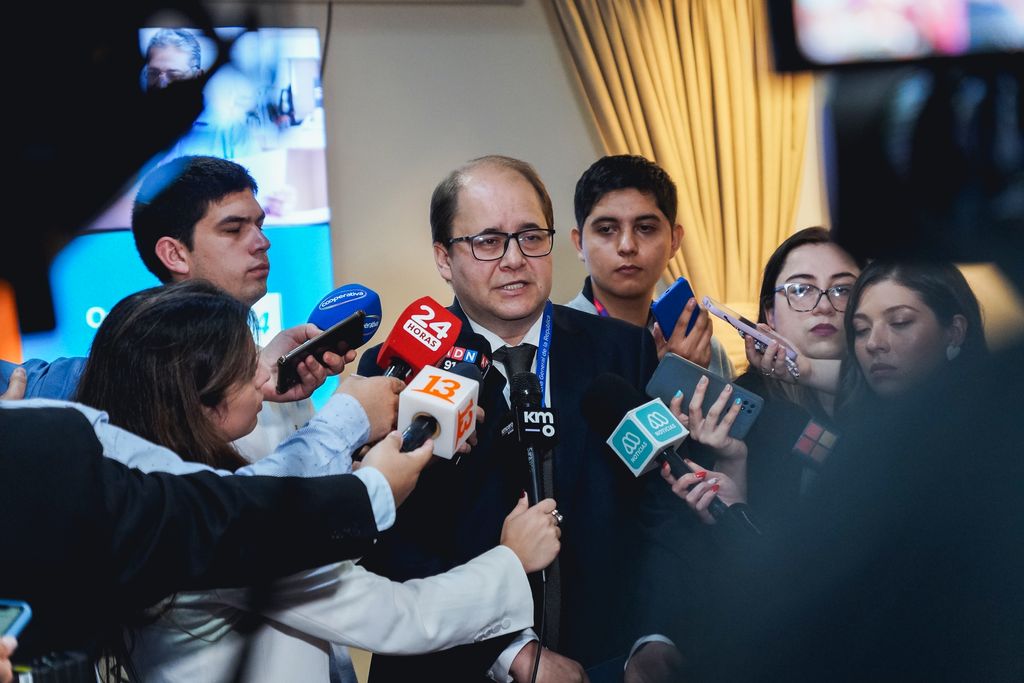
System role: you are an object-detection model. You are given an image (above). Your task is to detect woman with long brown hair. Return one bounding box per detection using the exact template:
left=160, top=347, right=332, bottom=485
left=76, top=280, right=560, bottom=682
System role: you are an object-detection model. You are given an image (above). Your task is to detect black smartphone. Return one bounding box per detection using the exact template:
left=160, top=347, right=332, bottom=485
left=276, top=311, right=365, bottom=394
left=646, top=352, right=764, bottom=440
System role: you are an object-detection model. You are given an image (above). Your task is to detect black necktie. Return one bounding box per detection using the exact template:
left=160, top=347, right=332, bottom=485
left=493, top=343, right=536, bottom=379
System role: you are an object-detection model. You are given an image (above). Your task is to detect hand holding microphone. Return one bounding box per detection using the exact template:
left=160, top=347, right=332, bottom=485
left=361, top=430, right=434, bottom=508
left=336, top=375, right=405, bottom=442
left=501, top=493, right=562, bottom=573
left=660, top=458, right=745, bottom=525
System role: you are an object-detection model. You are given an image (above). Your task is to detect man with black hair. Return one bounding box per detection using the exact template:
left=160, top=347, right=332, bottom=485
left=568, top=155, right=732, bottom=377
left=2, top=156, right=401, bottom=462
left=131, top=155, right=269, bottom=309
left=359, top=155, right=696, bottom=683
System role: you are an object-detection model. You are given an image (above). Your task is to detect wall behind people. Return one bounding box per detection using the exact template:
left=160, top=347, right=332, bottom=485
left=219, top=0, right=604, bottom=337
left=208, top=0, right=828, bottom=346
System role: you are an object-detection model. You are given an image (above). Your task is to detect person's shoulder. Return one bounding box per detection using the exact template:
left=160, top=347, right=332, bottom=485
left=564, top=290, right=595, bottom=314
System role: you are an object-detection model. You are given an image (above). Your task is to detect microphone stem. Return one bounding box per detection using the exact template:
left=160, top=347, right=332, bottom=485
left=659, top=448, right=764, bottom=536
left=383, top=359, right=411, bottom=381
left=400, top=416, right=438, bottom=452
left=524, top=445, right=547, bottom=584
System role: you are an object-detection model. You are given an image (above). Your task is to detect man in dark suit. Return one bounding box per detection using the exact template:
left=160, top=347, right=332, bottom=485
left=359, top=156, right=697, bottom=683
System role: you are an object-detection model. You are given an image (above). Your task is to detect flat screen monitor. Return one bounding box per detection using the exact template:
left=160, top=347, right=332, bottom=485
left=770, top=1, right=1024, bottom=70
left=20, top=27, right=339, bottom=406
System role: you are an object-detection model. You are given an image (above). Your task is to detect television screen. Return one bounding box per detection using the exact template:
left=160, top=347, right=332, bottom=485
left=19, top=27, right=339, bottom=406
left=772, top=1, right=1024, bottom=70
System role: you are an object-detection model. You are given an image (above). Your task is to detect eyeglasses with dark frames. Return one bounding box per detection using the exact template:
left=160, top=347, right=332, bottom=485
left=445, top=228, right=556, bottom=261
left=773, top=282, right=853, bottom=312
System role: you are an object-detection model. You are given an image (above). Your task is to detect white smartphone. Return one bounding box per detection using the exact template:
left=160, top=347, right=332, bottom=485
left=702, top=296, right=800, bottom=378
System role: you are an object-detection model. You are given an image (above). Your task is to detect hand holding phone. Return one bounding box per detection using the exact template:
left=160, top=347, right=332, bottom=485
left=276, top=311, right=366, bottom=394
left=652, top=277, right=699, bottom=339
left=0, top=600, right=31, bottom=639
left=646, top=353, right=764, bottom=440
left=702, top=296, right=800, bottom=378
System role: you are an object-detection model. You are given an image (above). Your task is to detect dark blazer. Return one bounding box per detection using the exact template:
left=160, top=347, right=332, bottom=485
left=0, top=406, right=380, bottom=659
left=359, top=302, right=704, bottom=680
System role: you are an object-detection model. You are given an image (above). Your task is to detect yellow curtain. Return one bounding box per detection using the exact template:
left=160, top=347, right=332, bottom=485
left=554, top=0, right=812, bottom=365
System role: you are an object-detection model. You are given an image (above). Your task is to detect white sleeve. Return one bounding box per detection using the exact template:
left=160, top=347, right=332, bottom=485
left=488, top=629, right=538, bottom=682
left=213, top=546, right=533, bottom=655
left=236, top=394, right=370, bottom=478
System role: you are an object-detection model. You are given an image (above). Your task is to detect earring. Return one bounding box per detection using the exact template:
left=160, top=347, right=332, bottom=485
left=946, top=344, right=961, bottom=361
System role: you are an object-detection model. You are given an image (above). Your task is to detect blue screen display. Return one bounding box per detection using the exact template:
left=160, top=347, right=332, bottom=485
left=21, top=223, right=339, bottom=407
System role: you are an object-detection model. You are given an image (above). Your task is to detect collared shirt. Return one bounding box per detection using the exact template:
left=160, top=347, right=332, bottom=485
left=463, top=311, right=551, bottom=408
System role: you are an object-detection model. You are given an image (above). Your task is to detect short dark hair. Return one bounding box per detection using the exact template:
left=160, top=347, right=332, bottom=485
left=131, top=156, right=258, bottom=282
left=573, top=155, right=678, bottom=229
left=430, top=155, right=554, bottom=245
left=75, top=280, right=257, bottom=472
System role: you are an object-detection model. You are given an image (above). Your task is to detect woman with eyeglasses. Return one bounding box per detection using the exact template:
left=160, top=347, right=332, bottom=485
left=663, top=228, right=863, bottom=526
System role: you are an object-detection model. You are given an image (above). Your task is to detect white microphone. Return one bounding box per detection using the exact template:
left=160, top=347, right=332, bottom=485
left=397, top=365, right=480, bottom=459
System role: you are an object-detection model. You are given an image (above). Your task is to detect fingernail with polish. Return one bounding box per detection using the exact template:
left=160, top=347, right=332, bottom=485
left=710, top=484, right=720, bottom=493
left=734, top=397, right=743, bottom=405
left=694, top=471, right=707, bottom=480
left=674, top=389, right=683, bottom=399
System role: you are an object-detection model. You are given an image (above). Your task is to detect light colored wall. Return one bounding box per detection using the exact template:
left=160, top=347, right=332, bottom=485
left=212, top=0, right=828, bottom=331
left=214, top=0, right=603, bottom=340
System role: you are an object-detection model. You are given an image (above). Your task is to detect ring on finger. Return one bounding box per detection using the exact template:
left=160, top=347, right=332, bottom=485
left=551, top=509, right=564, bottom=526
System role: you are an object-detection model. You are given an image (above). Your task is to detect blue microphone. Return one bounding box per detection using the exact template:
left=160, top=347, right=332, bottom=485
left=307, top=283, right=382, bottom=344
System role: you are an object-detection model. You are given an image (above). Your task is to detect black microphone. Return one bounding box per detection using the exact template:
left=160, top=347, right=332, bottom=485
left=509, top=372, right=546, bottom=506
left=580, top=373, right=734, bottom=524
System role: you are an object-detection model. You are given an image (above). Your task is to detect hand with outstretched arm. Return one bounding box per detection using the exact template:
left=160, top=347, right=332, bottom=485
left=660, top=458, right=744, bottom=525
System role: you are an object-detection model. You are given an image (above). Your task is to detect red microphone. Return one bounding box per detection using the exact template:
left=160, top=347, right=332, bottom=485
left=376, top=296, right=462, bottom=381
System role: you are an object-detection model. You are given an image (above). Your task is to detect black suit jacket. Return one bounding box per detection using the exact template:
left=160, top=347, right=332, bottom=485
left=0, top=406, right=380, bottom=659
left=359, top=302, right=705, bottom=680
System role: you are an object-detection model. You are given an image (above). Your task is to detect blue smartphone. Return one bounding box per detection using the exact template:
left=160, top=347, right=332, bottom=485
left=0, top=600, right=31, bottom=638
left=651, top=277, right=699, bottom=338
